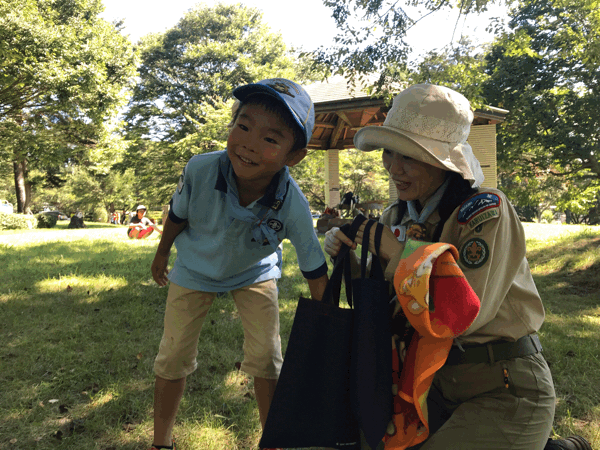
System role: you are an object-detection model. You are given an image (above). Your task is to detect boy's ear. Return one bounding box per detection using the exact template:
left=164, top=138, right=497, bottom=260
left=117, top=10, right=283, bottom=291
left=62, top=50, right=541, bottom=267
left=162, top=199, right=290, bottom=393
left=286, top=148, right=308, bottom=168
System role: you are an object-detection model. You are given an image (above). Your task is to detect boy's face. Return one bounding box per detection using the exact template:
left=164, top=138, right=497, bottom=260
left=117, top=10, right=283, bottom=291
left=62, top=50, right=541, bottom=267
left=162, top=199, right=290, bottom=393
left=227, top=102, right=306, bottom=187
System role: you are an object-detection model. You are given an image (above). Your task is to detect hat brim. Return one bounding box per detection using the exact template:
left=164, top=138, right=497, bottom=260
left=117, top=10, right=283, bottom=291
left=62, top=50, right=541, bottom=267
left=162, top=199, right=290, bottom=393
left=233, top=84, right=308, bottom=147
left=354, top=125, right=483, bottom=187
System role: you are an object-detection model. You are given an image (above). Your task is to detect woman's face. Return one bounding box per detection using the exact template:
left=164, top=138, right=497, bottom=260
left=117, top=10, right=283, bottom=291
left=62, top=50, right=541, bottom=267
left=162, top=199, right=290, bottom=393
left=382, top=149, right=447, bottom=205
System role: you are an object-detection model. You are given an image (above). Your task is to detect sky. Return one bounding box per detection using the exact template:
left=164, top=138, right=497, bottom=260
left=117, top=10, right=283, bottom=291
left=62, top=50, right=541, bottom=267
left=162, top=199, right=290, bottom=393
left=99, top=0, right=509, bottom=60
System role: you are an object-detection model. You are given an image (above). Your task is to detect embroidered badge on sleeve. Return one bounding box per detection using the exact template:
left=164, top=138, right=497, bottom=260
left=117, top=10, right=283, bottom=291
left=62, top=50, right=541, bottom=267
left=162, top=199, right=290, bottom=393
left=459, top=238, right=490, bottom=269
left=177, top=167, right=185, bottom=194
left=458, top=193, right=501, bottom=230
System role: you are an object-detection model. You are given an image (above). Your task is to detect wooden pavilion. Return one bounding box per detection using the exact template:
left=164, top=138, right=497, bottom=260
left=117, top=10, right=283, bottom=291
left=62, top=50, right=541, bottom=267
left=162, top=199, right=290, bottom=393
left=304, top=75, right=508, bottom=208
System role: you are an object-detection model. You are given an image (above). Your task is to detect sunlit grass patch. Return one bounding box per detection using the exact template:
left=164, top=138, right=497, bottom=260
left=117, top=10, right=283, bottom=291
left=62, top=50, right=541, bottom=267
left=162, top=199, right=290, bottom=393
left=36, top=275, right=128, bottom=294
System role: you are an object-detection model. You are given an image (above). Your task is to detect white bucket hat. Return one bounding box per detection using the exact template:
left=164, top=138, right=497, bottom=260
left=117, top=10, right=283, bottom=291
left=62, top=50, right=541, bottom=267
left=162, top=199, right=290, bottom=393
left=354, top=84, right=485, bottom=187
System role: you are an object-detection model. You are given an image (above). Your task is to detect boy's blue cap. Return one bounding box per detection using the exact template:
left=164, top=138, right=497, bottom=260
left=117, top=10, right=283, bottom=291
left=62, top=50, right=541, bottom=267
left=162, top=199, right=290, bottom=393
left=233, top=78, right=315, bottom=148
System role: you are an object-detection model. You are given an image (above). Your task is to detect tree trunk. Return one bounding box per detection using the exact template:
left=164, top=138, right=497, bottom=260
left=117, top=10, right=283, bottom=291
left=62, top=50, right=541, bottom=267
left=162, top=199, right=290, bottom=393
left=13, top=158, right=31, bottom=213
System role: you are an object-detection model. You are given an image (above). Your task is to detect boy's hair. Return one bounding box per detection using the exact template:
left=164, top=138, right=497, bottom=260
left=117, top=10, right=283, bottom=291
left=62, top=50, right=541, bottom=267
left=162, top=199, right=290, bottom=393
left=229, top=94, right=306, bottom=153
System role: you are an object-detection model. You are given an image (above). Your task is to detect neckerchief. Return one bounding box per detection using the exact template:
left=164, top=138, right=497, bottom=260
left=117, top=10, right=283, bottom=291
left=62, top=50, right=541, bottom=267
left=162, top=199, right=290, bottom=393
left=393, top=178, right=450, bottom=242
left=219, top=155, right=287, bottom=251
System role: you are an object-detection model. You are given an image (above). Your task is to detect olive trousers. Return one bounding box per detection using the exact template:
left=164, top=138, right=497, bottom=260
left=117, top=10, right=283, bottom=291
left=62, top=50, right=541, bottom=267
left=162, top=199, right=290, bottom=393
left=361, top=352, right=556, bottom=450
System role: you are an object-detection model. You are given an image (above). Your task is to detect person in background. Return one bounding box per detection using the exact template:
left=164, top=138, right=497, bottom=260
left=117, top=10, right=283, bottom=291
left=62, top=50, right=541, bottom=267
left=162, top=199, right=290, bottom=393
left=128, top=205, right=162, bottom=239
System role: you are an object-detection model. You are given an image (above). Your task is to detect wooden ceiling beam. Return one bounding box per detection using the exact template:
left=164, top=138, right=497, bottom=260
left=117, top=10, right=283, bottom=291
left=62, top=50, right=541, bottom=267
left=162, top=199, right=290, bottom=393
left=329, top=117, right=345, bottom=149
left=359, top=107, right=382, bottom=127
left=336, top=111, right=353, bottom=126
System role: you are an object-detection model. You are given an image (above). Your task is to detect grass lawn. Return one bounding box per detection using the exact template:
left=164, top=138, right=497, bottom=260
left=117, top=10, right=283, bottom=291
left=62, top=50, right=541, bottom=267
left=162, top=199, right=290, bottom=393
left=1, top=222, right=599, bottom=449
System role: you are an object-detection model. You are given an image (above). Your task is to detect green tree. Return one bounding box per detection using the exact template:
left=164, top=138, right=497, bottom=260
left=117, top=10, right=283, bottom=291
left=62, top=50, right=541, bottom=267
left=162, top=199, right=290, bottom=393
left=339, top=149, right=389, bottom=204
left=484, top=0, right=600, bottom=188
left=0, top=0, right=137, bottom=213
left=314, top=0, right=495, bottom=92
left=124, top=3, right=299, bottom=143
left=410, top=37, right=491, bottom=107
left=289, top=150, right=326, bottom=209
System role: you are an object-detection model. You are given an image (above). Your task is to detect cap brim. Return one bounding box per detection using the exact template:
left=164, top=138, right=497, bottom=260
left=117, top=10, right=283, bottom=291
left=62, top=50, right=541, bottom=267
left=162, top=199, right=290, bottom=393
left=233, top=84, right=307, bottom=146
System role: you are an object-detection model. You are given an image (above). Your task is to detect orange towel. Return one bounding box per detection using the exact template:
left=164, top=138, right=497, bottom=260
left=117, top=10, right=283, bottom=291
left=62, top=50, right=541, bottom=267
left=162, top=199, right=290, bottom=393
left=383, top=240, right=480, bottom=449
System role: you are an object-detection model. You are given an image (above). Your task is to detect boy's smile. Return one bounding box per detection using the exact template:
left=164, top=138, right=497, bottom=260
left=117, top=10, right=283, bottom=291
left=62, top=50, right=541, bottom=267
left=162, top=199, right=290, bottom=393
left=227, top=102, right=306, bottom=200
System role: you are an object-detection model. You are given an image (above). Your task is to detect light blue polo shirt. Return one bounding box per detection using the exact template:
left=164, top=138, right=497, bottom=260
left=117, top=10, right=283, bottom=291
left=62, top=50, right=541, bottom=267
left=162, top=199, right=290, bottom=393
left=167, top=150, right=327, bottom=292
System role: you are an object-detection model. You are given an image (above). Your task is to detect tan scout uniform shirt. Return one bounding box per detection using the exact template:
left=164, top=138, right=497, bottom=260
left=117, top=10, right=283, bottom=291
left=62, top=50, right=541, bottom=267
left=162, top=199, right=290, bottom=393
left=381, top=188, right=545, bottom=345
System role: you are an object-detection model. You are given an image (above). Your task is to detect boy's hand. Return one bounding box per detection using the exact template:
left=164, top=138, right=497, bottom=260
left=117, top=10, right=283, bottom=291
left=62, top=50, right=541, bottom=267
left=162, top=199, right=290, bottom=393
left=324, top=227, right=357, bottom=257
left=151, top=252, right=170, bottom=286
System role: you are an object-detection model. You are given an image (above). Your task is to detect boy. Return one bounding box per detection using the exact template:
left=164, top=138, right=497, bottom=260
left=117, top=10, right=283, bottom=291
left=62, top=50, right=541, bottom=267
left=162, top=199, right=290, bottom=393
left=149, top=78, right=328, bottom=450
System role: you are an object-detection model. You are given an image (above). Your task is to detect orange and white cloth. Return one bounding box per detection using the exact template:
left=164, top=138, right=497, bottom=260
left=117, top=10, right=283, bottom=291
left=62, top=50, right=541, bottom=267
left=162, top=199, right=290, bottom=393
left=383, top=240, right=480, bottom=450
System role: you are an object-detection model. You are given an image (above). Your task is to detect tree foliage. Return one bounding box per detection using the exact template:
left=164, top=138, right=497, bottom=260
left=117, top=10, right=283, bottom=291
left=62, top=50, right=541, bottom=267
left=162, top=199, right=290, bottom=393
left=484, top=0, right=600, bottom=183
left=315, top=0, right=495, bottom=93
left=0, top=0, right=137, bottom=212
left=290, top=149, right=390, bottom=211
left=124, top=3, right=300, bottom=143
left=410, top=37, right=491, bottom=107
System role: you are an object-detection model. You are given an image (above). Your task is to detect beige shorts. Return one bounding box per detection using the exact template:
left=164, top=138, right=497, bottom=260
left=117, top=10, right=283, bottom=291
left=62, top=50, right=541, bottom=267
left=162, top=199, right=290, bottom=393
left=153, top=279, right=282, bottom=380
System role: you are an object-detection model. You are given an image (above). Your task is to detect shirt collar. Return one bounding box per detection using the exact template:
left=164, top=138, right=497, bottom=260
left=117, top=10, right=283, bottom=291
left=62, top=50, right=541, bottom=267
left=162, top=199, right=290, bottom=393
left=215, top=151, right=289, bottom=211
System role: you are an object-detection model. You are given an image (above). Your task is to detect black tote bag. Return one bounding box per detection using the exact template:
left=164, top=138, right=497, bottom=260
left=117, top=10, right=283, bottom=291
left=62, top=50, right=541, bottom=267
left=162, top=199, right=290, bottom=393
left=350, top=219, right=393, bottom=450
left=259, top=216, right=368, bottom=450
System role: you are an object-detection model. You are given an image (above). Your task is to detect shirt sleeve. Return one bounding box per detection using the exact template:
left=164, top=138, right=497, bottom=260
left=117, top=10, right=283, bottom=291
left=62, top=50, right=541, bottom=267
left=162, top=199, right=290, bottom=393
left=441, top=191, right=530, bottom=337
left=169, top=160, right=193, bottom=224
left=287, top=205, right=328, bottom=280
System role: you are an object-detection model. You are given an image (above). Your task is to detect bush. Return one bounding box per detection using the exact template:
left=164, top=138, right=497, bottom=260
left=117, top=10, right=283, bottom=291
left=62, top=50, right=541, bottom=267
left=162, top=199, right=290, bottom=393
left=92, top=207, right=108, bottom=223
left=35, top=213, right=58, bottom=228
left=0, top=212, right=38, bottom=230
left=540, top=210, right=555, bottom=224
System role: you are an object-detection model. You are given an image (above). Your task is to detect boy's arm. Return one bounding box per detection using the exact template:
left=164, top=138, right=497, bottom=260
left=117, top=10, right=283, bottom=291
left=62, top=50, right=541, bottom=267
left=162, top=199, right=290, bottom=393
left=307, top=274, right=328, bottom=301
left=151, top=216, right=188, bottom=286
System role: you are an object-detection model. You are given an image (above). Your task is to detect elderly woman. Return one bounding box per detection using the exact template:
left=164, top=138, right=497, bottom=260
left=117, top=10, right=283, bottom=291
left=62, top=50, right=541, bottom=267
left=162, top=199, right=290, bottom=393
left=325, top=85, right=589, bottom=450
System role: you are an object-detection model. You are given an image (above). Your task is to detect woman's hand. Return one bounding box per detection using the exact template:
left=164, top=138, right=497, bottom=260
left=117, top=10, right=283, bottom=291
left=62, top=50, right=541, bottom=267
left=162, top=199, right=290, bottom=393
left=324, top=227, right=357, bottom=257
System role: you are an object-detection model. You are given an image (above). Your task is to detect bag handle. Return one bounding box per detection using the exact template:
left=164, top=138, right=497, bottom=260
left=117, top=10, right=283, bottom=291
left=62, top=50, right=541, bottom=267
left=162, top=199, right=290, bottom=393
left=322, top=215, right=368, bottom=307
left=360, top=219, right=377, bottom=279
left=369, top=222, right=386, bottom=281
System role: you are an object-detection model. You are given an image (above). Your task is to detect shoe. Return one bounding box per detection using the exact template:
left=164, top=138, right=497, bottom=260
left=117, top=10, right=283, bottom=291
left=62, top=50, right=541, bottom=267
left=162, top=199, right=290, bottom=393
left=149, top=441, right=176, bottom=450
left=545, top=435, right=592, bottom=450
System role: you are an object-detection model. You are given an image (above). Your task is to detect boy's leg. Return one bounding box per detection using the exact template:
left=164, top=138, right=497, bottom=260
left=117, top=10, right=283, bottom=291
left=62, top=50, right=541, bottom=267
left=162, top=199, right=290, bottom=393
left=254, top=376, right=278, bottom=428
left=153, top=283, right=216, bottom=446
left=128, top=228, right=139, bottom=239
left=153, top=376, right=186, bottom=447
left=231, top=279, right=282, bottom=428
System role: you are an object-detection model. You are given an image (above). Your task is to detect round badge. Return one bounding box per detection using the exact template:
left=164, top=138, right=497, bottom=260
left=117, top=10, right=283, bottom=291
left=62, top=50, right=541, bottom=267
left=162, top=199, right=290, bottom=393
left=267, top=219, right=283, bottom=232
left=460, top=238, right=490, bottom=269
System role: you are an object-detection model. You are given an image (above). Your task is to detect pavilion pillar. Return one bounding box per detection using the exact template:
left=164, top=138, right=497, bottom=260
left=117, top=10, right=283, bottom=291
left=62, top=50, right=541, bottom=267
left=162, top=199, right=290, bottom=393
left=324, top=149, right=340, bottom=207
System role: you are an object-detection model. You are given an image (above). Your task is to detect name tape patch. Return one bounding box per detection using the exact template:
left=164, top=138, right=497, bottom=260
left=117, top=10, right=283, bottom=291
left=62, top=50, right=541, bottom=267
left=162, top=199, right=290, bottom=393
left=458, top=193, right=501, bottom=225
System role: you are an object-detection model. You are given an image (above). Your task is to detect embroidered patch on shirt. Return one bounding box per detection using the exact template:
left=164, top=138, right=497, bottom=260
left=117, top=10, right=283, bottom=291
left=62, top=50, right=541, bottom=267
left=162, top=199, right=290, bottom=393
left=391, top=225, right=406, bottom=242
left=267, top=219, right=283, bottom=232
left=458, top=193, right=501, bottom=227
left=177, top=168, right=185, bottom=194
left=459, top=238, right=490, bottom=269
